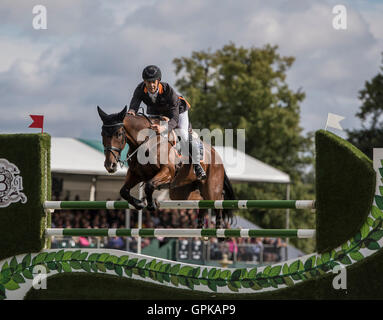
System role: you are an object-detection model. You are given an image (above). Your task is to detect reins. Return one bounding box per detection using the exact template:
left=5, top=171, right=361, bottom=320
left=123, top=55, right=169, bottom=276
left=102, top=113, right=163, bottom=168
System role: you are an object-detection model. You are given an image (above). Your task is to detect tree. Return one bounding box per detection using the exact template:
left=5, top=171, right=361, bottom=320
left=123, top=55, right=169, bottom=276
left=173, top=43, right=316, bottom=253
left=173, top=43, right=312, bottom=179
left=346, top=54, right=383, bottom=159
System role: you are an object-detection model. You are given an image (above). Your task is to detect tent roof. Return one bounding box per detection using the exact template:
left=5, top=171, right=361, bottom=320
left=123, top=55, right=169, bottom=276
left=51, top=138, right=290, bottom=183
left=51, top=137, right=128, bottom=176
left=214, top=146, right=290, bottom=183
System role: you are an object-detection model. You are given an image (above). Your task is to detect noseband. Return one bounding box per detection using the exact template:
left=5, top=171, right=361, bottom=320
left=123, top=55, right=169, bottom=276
left=102, top=122, right=127, bottom=167
left=101, top=118, right=150, bottom=168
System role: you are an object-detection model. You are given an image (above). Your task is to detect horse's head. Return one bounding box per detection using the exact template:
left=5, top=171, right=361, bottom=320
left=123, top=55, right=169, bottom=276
left=97, top=105, right=127, bottom=174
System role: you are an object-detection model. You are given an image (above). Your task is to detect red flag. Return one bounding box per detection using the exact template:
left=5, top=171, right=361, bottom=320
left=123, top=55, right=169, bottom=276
left=29, top=115, right=44, bottom=133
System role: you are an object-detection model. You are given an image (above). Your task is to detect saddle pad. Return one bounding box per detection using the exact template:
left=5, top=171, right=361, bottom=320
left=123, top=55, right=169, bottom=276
left=173, top=136, right=204, bottom=161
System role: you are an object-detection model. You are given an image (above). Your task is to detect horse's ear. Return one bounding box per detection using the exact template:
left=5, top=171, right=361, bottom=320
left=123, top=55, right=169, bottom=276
left=118, top=105, right=127, bottom=121
left=97, top=106, right=108, bottom=122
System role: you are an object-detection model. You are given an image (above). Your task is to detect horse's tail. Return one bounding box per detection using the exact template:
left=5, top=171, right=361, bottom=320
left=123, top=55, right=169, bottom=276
left=223, top=170, right=235, bottom=200
left=223, top=170, right=235, bottom=225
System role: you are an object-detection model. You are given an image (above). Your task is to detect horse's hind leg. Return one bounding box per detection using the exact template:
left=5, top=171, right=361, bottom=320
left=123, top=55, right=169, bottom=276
left=185, top=188, right=205, bottom=228
left=197, top=209, right=206, bottom=229
left=199, top=168, right=225, bottom=229
left=198, top=165, right=229, bottom=243
left=215, top=209, right=223, bottom=229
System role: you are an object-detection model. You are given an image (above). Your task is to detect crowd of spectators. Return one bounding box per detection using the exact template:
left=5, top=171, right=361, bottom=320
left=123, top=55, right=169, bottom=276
left=51, top=196, right=287, bottom=264
left=206, top=222, right=287, bottom=263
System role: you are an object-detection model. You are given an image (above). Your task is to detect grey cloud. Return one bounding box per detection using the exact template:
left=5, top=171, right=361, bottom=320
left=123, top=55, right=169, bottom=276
left=0, top=0, right=382, bottom=138
left=0, top=0, right=118, bottom=38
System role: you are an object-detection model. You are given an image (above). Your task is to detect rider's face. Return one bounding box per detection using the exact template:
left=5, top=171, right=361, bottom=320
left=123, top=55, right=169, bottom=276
left=144, top=80, right=159, bottom=94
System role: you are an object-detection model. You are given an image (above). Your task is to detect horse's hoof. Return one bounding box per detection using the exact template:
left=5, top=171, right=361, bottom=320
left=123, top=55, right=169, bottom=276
left=146, top=202, right=157, bottom=212
left=131, top=199, right=145, bottom=210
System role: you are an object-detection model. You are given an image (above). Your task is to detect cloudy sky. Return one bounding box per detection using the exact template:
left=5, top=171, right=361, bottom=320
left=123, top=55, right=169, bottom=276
left=0, top=0, right=382, bottom=140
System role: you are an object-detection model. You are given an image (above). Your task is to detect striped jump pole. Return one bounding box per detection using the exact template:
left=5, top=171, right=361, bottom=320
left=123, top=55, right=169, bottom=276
left=43, top=200, right=315, bottom=210
left=45, top=228, right=316, bottom=239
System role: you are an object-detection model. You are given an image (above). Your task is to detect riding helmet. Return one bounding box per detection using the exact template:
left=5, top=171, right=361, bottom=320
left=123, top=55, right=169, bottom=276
left=142, top=65, right=162, bottom=81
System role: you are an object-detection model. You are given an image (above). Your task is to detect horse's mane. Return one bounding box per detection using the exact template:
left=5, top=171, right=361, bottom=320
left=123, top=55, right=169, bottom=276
left=126, top=114, right=169, bottom=130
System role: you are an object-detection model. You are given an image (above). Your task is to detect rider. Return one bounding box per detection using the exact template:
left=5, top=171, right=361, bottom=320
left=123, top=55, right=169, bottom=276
left=127, top=65, right=207, bottom=180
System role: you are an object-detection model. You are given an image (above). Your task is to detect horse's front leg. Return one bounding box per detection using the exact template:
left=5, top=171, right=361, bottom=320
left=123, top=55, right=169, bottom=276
left=120, top=170, right=145, bottom=210
left=197, top=209, right=206, bottom=229
left=145, top=165, right=174, bottom=211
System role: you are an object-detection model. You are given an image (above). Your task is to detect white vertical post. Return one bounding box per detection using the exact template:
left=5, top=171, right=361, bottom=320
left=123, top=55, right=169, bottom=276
left=125, top=209, right=130, bottom=251
left=207, top=209, right=212, bottom=262
left=208, top=209, right=212, bottom=227
left=90, top=176, right=97, bottom=250
left=137, top=184, right=143, bottom=254
left=89, top=177, right=96, bottom=201
left=285, top=184, right=290, bottom=261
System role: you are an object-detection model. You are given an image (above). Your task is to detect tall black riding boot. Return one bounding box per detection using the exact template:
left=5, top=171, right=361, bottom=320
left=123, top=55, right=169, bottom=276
left=189, top=136, right=206, bottom=180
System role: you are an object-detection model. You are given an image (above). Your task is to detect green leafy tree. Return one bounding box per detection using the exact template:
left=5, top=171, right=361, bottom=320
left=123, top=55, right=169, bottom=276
left=346, top=54, right=383, bottom=159
left=173, top=43, right=315, bottom=253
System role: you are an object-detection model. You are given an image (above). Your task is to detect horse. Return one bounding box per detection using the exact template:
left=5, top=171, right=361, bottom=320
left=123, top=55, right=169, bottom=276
left=97, top=105, right=235, bottom=229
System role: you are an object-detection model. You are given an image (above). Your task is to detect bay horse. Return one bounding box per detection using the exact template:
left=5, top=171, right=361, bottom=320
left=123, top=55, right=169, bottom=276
left=97, top=105, right=235, bottom=229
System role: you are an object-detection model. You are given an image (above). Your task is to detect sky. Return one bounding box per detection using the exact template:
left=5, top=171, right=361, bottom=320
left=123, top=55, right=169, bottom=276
left=0, top=0, right=382, bottom=140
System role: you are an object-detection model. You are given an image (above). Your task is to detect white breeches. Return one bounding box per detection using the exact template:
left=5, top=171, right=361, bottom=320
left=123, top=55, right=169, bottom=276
left=177, top=110, right=189, bottom=142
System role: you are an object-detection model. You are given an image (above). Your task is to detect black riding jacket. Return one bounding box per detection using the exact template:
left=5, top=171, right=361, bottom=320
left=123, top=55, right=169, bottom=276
left=128, top=81, right=190, bottom=131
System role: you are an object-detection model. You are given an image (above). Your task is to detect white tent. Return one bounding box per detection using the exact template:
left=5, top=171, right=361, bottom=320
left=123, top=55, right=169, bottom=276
left=213, top=146, right=290, bottom=183
left=51, top=137, right=127, bottom=176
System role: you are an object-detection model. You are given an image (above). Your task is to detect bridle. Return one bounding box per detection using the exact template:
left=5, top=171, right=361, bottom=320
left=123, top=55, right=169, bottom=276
left=101, top=113, right=153, bottom=168
left=101, top=122, right=129, bottom=167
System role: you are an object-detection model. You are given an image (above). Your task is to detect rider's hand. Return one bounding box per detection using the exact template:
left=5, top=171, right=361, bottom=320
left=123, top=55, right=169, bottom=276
left=151, top=124, right=166, bottom=134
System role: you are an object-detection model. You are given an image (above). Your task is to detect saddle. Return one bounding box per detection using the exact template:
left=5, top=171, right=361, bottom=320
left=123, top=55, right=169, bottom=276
left=147, top=114, right=204, bottom=181
left=144, top=115, right=205, bottom=187
left=147, top=115, right=204, bottom=159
